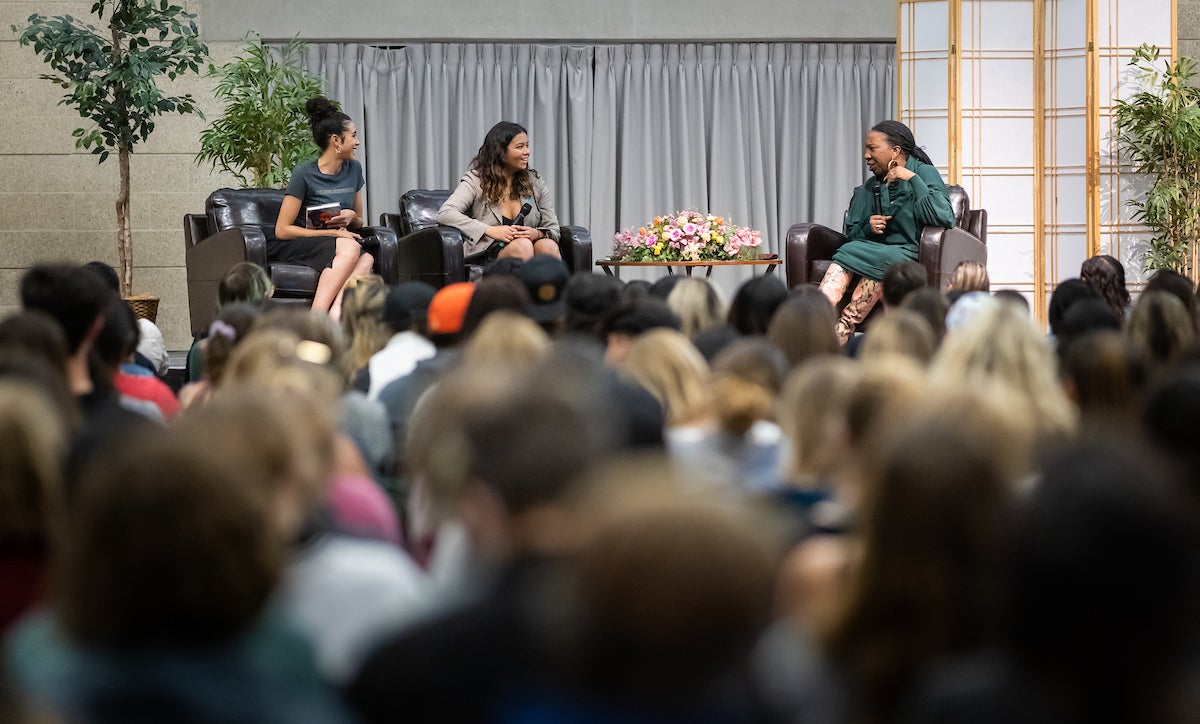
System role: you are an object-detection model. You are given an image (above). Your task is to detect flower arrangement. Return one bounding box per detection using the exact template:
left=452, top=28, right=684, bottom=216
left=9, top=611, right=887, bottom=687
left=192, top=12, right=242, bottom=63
left=612, top=210, right=764, bottom=262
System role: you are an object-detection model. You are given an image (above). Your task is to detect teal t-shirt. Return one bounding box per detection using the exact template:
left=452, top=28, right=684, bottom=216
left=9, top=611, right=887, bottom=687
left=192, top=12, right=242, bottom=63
left=284, top=159, right=365, bottom=227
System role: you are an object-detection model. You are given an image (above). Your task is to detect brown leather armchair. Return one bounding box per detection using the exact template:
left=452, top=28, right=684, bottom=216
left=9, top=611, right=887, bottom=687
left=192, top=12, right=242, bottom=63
left=784, top=185, right=987, bottom=293
left=183, top=188, right=400, bottom=336
left=380, top=189, right=593, bottom=287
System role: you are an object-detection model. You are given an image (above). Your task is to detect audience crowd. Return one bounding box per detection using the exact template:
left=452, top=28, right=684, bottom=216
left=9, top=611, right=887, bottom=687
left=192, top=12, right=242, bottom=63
left=2, top=253, right=1200, bottom=724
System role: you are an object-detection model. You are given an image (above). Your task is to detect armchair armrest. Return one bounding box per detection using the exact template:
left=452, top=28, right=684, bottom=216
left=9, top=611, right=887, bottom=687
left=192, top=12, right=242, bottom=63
left=785, top=223, right=847, bottom=288
left=357, top=225, right=401, bottom=284
left=935, top=227, right=988, bottom=287
left=184, top=214, right=209, bottom=249
left=184, top=227, right=256, bottom=336
left=559, top=225, right=592, bottom=273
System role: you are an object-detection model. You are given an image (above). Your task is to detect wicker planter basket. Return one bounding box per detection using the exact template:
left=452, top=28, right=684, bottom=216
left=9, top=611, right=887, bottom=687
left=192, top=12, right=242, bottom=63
left=124, top=294, right=160, bottom=324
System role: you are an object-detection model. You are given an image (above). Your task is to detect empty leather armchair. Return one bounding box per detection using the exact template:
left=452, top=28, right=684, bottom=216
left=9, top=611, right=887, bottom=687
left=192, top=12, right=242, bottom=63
left=785, top=185, right=987, bottom=292
left=184, top=188, right=400, bottom=336
left=380, top=189, right=593, bottom=287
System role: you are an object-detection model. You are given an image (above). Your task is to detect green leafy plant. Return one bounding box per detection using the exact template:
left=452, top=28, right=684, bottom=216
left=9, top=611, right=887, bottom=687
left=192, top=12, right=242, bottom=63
left=15, top=1, right=209, bottom=298
left=196, top=34, right=325, bottom=189
left=1113, top=43, right=1200, bottom=278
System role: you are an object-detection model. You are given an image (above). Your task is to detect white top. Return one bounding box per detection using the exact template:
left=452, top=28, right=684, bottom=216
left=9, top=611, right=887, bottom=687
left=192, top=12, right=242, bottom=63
left=366, top=331, right=436, bottom=400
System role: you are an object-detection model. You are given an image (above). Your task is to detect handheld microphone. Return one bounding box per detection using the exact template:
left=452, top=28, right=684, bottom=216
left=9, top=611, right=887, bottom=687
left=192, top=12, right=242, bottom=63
left=872, top=184, right=883, bottom=217
left=513, top=200, right=533, bottom=227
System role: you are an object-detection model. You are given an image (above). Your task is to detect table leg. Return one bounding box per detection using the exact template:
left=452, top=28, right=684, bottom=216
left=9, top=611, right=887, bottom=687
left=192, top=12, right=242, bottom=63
left=764, top=264, right=777, bottom=276
left=705, top=265, right=714, bottom=279
left=667, top=267, right=675, bottom=276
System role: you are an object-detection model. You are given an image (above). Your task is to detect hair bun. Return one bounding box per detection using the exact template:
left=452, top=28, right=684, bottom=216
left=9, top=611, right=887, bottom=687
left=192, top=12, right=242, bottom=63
left=306, top=97, right=337, bottom=122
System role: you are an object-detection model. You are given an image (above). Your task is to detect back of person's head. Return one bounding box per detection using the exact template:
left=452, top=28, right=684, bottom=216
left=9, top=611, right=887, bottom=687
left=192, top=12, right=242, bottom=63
left=711, top=337, right=789, bottom=398
left=174, top=389, right=336, bottom=534
left=0, top=382, right=65, bottom=548
left=649, top=274, right=683, bottom=300
left=82, top=261, right=120, bottom=294
left=708, top=338, right=788, bottom=439
left=57, top=430, right=283, bottom=648
left=666, top=278, right=726, bottom=340
left=1053, top=297, right=1121, bottom=358
left=1143, top=269, right=1197, bottom=330
left=767, top=285, right=839, bottom=369
left=602, top=298, right=681, bottom=338
left=1126, top=290, right=1196, bottom=376
left=900, top=287, right=950, bottom=342
left=947, top=260, right=990, bottom=292
left=779, top=357, right=862, bottom=484
left=619, top=279, right=653, bottom=304
left=623, top=329, right=711, bottom=427
left=0, top=311, right=70, bottom=380
left=1061, top=331, right=1141, bottom=425
left=843, top=358, right=927, bottom=456
left=382, top=281, right=437, bottom=335
left=1143, top=370, right=1200, bottom=489
left=460, top=274, right=531, bottom=339
left=218, top=262, right=273, bottom=306
left=826, top=411, right=1016, bottom=723
left=933, top=302, right=1077, bottom=446
left=860, top=309, right=937, bottom=367
left=462, top=310, right=551, bottom=380
left=223, top=327, right=343, bottom=408
left=1080, top=254, right=1129, bottom=325
left=993, top=289, right=1031, bottom=317
left=515, top=256, right=570, bottom=331
left=1048, top=278, right=1101, bottom=338
left=728, top=276, right=788, bottom=336
left=1009, top=441, right=1200, bottom=717
left=20, top=264, right=113, bottom=354
left=569, top=484, right=775, bottom=705
left=463, top=390, right=602, bottom=516
left=201, top=303, right=260, bottom=388
left=339, top=275, right=389, bottom=377
left=564, top=273, right=624, bottom=340
left=691, top=324, right=741, bottom=363
left=426, top=282, right=476, bottom=346
left=882, top=261, right=928, bottom=307
left=92, top=300, right=139, bottom=372
left=253, top=306, right=345, bottom=378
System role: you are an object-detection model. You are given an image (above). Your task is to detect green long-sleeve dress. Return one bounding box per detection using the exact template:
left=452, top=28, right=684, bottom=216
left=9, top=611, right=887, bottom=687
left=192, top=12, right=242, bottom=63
left=831, top=157, right=957, bottom=281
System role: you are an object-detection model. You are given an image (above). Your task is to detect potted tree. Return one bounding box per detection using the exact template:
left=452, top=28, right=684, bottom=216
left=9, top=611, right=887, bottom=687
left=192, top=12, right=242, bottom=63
left=196, top=34, right=325, bottom=188
left=15, top=0, right=209, bottom=317
left=1113, top=43, right=1200, bottom=280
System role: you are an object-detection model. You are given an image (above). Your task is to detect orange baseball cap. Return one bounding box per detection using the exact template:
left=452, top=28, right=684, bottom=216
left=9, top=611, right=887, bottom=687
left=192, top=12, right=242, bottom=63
left=426, top=282, right=476, bottom=335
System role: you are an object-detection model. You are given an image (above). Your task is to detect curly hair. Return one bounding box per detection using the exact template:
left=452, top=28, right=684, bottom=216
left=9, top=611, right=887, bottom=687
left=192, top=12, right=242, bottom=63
left=469, top=121, right=536, bottom=205
left=1080, top=254, right=1130, bottom=325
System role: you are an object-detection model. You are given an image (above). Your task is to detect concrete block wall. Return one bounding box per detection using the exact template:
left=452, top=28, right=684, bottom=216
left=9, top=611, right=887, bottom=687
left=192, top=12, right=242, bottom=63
left=1182, top=0, right=1200, bottom=66
left=0, top=0, right=238, bottom=349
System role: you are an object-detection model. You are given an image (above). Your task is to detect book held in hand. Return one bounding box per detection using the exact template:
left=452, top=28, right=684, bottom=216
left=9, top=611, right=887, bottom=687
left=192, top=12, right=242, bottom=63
left=306, top=202, right=342, bottom=230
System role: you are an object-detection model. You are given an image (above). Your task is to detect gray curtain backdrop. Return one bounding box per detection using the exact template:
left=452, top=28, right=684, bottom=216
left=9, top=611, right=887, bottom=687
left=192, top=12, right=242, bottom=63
left=299, top=42, right=893, bottom=287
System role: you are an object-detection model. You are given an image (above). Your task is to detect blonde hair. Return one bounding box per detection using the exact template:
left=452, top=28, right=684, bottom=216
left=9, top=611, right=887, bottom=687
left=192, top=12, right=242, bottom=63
left=462, top=311, right=551, bottom=379
left=0, top=383, right=65, bottom=545
left=931, top=302, right=1077, bottom=446
left=860, top=310, right=937, bottom=367
left=222, top=328, right=343, bottom=409
left=623, top=329, right=712, bottom=427
left=779, top=357, right=862, bottom=484
left=948, top=260, right=990, bottom=292
left=339, top=275, right=390, bottom=380
left=666, top=278, right=727, bottom=339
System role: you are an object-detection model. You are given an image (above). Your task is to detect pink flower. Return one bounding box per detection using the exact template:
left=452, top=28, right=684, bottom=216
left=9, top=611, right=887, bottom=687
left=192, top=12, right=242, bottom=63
left=682, top=222, right=697, bottom=236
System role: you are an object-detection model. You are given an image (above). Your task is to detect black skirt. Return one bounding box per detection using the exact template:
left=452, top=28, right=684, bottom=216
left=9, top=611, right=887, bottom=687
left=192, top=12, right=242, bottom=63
left=266, top=235, right=337, bottom=271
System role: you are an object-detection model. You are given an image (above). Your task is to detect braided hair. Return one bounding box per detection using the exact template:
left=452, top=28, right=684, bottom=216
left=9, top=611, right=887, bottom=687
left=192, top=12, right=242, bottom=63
left=872, top=120, right=934, bottom=166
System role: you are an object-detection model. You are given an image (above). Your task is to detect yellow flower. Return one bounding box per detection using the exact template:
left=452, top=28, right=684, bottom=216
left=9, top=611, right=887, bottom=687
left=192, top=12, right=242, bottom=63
left=653, top=244, right=663, bottom=255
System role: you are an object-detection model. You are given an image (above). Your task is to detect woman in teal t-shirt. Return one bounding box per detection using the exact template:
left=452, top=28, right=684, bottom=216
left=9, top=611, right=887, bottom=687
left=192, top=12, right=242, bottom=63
left=817, top=121, right=956, bottom=344
left=274, top=97, right=373, bottom=318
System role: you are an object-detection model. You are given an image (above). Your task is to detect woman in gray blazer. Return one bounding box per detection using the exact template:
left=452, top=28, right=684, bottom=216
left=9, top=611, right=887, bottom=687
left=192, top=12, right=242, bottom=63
left=437, top=122, right=561, bottom=262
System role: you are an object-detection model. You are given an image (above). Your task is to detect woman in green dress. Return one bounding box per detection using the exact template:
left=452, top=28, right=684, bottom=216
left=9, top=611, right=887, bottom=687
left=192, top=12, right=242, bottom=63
left=818, top=121, right=957, bottom=343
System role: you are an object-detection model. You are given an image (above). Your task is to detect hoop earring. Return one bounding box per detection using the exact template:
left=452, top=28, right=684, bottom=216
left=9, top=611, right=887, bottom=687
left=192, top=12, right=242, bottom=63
left=888, top=158, right=898, bottom=170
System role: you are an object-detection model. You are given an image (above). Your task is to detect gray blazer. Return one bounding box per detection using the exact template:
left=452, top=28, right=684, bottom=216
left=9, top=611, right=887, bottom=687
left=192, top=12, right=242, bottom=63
left=437, top=170, right=561, bottom=257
